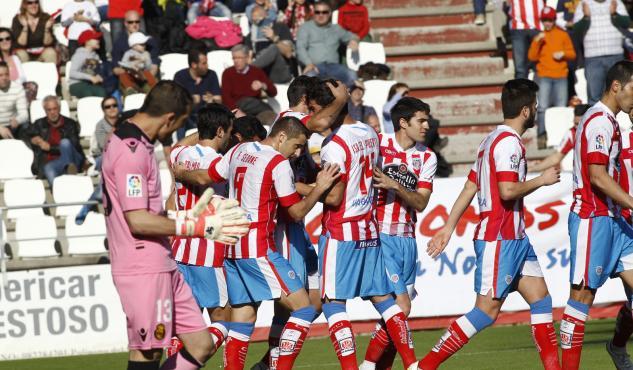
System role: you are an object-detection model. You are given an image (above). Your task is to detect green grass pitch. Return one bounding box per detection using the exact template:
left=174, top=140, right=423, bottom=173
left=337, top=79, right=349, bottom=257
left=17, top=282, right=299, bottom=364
left=0, top=319, right=618, bottom=369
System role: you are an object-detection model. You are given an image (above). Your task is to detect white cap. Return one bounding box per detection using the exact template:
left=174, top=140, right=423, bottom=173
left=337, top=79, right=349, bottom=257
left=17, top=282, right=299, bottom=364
left=308, top=133, right=326, bottom=154
left=128, top=32, right=150, bottom=47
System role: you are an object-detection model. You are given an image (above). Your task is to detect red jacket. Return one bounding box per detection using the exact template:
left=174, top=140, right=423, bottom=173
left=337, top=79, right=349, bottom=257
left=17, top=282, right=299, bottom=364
left=108, top=0, right=143, bottom=19
left=338, top=2, right=370, bottom=39
left=221, top=65, right=277, bottom=109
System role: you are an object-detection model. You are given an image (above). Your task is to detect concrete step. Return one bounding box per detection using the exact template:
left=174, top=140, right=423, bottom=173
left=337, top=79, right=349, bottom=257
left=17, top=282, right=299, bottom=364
left=425, top=93, right=501, bottom=126
left=367, top=0, right=475, bottom=17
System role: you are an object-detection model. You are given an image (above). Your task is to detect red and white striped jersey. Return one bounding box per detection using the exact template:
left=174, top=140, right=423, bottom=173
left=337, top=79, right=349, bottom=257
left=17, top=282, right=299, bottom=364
left=468, top=125, right=527, bottom=241
left=321, top=122, right=379, bottom=241
left=169, top=144, right=227, bottom=267
left=571, top=101, right=621, bottom=218
left=558, top=127, right=576, bottom=155
left=276, top=110, right=310, bottom=126
left=620, top=128, right=633, bottom=222
left=509, top=0, right=544, bottom=30
left=375, top=133, right=437, bottom=238
left=208, top=142, right=301, bottom=258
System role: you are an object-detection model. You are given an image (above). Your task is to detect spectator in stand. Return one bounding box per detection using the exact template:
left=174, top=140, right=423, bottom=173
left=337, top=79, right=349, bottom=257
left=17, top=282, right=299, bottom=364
left=107, top=0, right=144, bottom=50
left=222, top=44, right=277, bottom=124
left=69, top=29, right=106, bottom=98
left=174, top=48, right=221, bottom=138
left=253, top=38, right=297, bottom=83
left=61, top=0, right=101, bottom=56
left=508, top=0, right=544, bottom=78
left=555, top=0, right=583, bottom=103
left=0, top=62, right=28, bottom=139
left=186, top=0, right=232, bottom=24
left=0, top=28, right=26, bottom=85
left=246, top=0, right=278, bottom=48
left=296, top=1, right=359, bottom=86
left=248, top=5, right=294, bottom=56
left=338, top=0, right=371, bottom=41
left=382, top=82, right=409, bottom=134
left=528, top=6, right=576, bottom=148
left=24, top=95, right=85, bottom=187
left=118, top=32, right=158, bottom=95
left=283, top=0, right=314, bottom=40
left=11, top=0, right=57, bottom=64
left=112, top=11, right=160, bottom=84
left=348, top=82, right=380, bottom=132
left=473, top=0, right=486, bottom=25
left=574, top=0, right=628, bottom=104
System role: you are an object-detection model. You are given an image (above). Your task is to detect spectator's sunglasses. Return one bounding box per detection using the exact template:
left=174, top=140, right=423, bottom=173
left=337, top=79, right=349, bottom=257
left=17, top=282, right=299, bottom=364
left=314, top=10, right=330, bottom=14
left=0, top=37, right=11, bottom=42
left=103, top=104, right=118, bottom=110
left=125, top=20, right=141, bottom=24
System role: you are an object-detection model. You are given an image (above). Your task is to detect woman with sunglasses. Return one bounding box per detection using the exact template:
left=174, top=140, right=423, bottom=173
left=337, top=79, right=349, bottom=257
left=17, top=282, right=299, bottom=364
left=0, top=28, right=26, bottom=85
left=11, top=0, right=57, bottom=64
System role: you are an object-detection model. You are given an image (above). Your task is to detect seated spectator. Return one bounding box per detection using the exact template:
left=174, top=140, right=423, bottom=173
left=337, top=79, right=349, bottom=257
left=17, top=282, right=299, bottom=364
left=174, top=48, right=221, bottom=138
left=24, top=96, right=85, bottom=187
left=0, top=62, right=28, bottom=139
left=108, top=0, right=144, bottom=48
left=91, top=95, right=119, bottom=170
left=253, top=39, right=297, bottom=83
left=12, top=0, right=57, bottom=64
left=222, top=44, right=277, bottom=124
left=348, top=82, right=380, bottom=131
left=246, top=0, right=278, bottom=32
left=69, top=29, right=106, bottom=98
left=187, top=0, right=232, bottom=24
left=337, top=0, right=371, bottom=41
left=62, top=0, right=101, bottom=56
left=283, top=0, right=314, bottom=40
left=0, top=28, right=26, bottom=85
left=248, top=5, right=293, bottom=55
left=118, top=32, right=158, bottom=95
left=112, top=11, right=160, bottom=82
left=382, top=82, right=409, bottom=133
left=528, top=6, right=576, bottom=148
left=296, top=1, right=359, bottom=86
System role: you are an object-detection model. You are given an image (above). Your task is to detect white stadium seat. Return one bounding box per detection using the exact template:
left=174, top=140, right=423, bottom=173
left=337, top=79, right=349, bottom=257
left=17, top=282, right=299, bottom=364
left=52, top=175, right=94, bottom=217
left=30, top=99, right=70, bottom=122
left=346, top=42, right=386, bottom=71
left=363, top=79, right=396, bottom=132
left=66, top=213, right=107, bottom=255
left=4, top=179, right=46, bottom=219
left=77, top=97, right=105, bottom=138
left=544, top=107, right=574, bottom=147
left=238, top=14, right=250, bottom=36
left=0, top=140, right=34, bottom=180
left=0, top=0, right=20, bottom=28
left=207, top=50, right=233, bottom=84
left=16, top=215, right=58, bottom=258
left=22, top=62, right=59, bottom=99
left=159, top=53, right=188, bottom=80
left=124, top=93, right=146, bottom=112
left=160, top=168, right=173, bottom=201
left=41, top=0, right=69, bottom=14
left=267, top=83, right=290, bottom=114
left=575, top=68, right=587, bottom=104
left=332, top=9, right=339, bottom=24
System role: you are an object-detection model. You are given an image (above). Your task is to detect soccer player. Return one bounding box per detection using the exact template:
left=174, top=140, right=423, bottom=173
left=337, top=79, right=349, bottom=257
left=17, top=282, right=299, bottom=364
left=174, top=116, right=341, bottom=370
left=560, top=61, right=633, bottom=370
left=421, top=79, right=561, bottom=370
left=101, top=81, right=249, bottom=370
left=309, top=80, right=419, bottom=370
left=165, top=104, right=235, bottom=358
left=361, top=97, right=437, bottom=370
left=531, top=104, right=590, bottom=172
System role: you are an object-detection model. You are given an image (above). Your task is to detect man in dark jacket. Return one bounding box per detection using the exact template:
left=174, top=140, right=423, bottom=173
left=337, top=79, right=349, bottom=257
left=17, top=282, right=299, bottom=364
left=24, top=96, right=85, bottom=187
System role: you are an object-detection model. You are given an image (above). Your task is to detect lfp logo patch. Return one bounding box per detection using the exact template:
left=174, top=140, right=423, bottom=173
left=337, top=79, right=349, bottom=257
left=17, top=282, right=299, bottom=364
left=127, top=174, right=143, bottom=198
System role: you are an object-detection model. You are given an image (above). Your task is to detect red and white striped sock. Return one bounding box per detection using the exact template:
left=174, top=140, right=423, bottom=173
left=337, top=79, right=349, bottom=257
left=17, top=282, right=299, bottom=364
left=418, top=317, right=477, bottom=370
left=208, top=322, right=229, bottom=352
left=531, top=315, right=560, bottom=369
left=327, top=312, right=358, bottom=370
left=276, top=316, right=312, bottom=370
left=363, top=321, right=390, bottom=366
left=166, top=337, right=183, bottom=358
left=223, top=330, right=251, bottom=370
left=381, top=305, right=416, bottom=368
left=560, top=303, right=588, bottom=370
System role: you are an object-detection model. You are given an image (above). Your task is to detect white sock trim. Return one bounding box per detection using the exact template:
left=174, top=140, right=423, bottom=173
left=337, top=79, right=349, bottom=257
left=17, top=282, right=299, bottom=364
left=380, top=305, right=401, bottom=322
left=228, top=330, right=250, bottom=342
left=564, top=305, right=588, bottom=322
left=210, top=322, right=229, bottom=338
left=288, top=316, right=311, bottom=328
left=327, top=312, right=350, bottom=327
left=531, top=313, right=553, bottom=325
left=456, top=316, right=478, bottom=338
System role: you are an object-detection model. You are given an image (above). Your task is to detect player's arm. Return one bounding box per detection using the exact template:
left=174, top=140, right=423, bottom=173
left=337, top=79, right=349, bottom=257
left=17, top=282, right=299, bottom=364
left=530, top=152, right=565, bottom=172
left=427, top=178, right=477, bottom=258
left=373, top=167, right=432, bottom=212
left=306, top=81, right=349, bottom=133
left=125, top=209, right=178, bottom=236
left=177, top=132, right=199, bottom=147
left=173, top=150, right=230, bottom=187
left=498, top=167, right=560, bottom=200
left=286, top=163, right=341, bottom=221
left=322, top=181, right=345, bottom=206
left=296, top=182, right=315, bottom=196
left=589, top=164, right=633, bottom=209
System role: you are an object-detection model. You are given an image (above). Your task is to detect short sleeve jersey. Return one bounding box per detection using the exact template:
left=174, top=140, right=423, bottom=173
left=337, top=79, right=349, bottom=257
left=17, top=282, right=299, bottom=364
left=467, top=125, right=527, bottom=241
left=169, top=144, right=227, bottom=267
left=558, top=127, right=577, bottom=155
left=571, top=101, right=621, bottom=218
left=102, top=121, right=176, bottom=275
left=208, top=142, right=301, bottom=258
left=620, top=128, right=633, bottom=223
left=277, top=110, right=311, bottom=126
left=375, top=133, right=437, bottom=238
left=320, top=122, right=379, bottom=241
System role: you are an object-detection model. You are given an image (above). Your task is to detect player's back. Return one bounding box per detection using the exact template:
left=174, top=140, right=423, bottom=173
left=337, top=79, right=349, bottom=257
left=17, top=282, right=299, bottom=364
left=102, top=121, right=176, bottom=275
left=621, top=128, right=633, bottom=222
left=469, top=125, right=526, bottom=241
left=321, top=121, right=379, bottom=241
left=571, top=101, right=621, bottom=218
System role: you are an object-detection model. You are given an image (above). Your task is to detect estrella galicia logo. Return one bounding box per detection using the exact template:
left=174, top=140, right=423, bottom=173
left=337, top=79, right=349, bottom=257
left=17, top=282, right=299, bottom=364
left=383, top=164, right=417, bottom=191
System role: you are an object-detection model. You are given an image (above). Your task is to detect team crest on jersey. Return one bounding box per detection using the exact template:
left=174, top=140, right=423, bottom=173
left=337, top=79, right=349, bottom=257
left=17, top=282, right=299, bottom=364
left=510, top=154, right=519, bottom=170
left=412, top=158, right=422, bottom=171
left=154, top=323, right=165, bottom=340
left=504, top=275, right=513, bottom=285
left=288, top=270, right=296, bottom=279
left=596, top=266, right=603, bottom=275
left=126, top=174, right=143, bottom=197
left=595, top=135, right=605, bottom=150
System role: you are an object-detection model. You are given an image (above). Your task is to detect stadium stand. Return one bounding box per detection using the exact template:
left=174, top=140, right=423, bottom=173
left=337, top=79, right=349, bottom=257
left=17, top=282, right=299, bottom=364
left=65, top=212, right=106, bottom=255
left=30, top=99, right=71, bottom=122
left=76, top=97, right=104, bottom=138
left=22, top=62, right=59, bottom=100
left=4, top=179, right=46, bottom=219
left=123, top=93, right=146, bottom=112
left=159, top=53, right=189, bottom=81
left=52, top=175, right=94, bottom=217
left=0, top=140, right=34, bottom=180
left=544, top=107, right=574, bottom=148
left=346, top=42, right=386, bottom=72
left=15, top=215, right=59, bottom=258
left=206, top=50, right=233, bottom=86
left=363, top=79, right=396, bottom=132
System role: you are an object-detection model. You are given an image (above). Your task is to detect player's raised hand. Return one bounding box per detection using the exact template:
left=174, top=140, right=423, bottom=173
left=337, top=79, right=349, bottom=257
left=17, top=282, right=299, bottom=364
left=540, top=166, right=561, bottom=186
left=373, top=167, right=398, bottom=190
left=427, top=226, right=452, bottom=258
left=326, top=80, right=349, bottom=103
left=315, top=163, right=341, bottom=191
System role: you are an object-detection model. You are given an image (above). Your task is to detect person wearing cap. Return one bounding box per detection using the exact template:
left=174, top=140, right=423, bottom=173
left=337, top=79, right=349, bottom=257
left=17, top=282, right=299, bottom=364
left=528, top=5, right=576, bottom=149
left=69, top=29, right=106, bottom=99
left=348, top=81, right=380, bottom=132
left=118, top=32, right=158, bottom=95
left=61, top=0, right=101, bottom=57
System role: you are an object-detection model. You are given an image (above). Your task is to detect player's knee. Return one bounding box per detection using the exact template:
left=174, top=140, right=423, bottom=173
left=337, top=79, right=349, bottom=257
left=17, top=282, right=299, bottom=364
left=399, top=299, right=411, bottom=317
left=569, top=284, right=596, bottom=305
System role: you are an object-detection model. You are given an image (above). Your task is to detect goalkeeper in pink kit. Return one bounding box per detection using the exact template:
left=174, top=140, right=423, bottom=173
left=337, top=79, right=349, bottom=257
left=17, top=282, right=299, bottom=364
left=101, top=81, right=250, bottom=370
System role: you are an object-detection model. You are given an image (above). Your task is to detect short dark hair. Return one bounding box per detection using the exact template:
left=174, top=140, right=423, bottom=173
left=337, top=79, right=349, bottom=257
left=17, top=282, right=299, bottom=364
left=197, top=103, right=234, bottom=140
left=233, top=116, right=266, bottom=141
left=501, top=78, right=539, bottom=119
left=188, top=48, right=206, bottom=67
left=270, top=116, right=310, bottom=139
left=307, top=79, right=337, bottom=107
left=288, top=76, right=318, bottom=107
left=101, top=95, right=118, bottom=110
left=605, top=60, right=633, bottom=93
left=574, top=104, right=590, bottom=117
left=391, top=97, right=430, bottom=131
left=0, top=61, right=8, bottom=71
left=139, top=80, right=193, bottom=119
